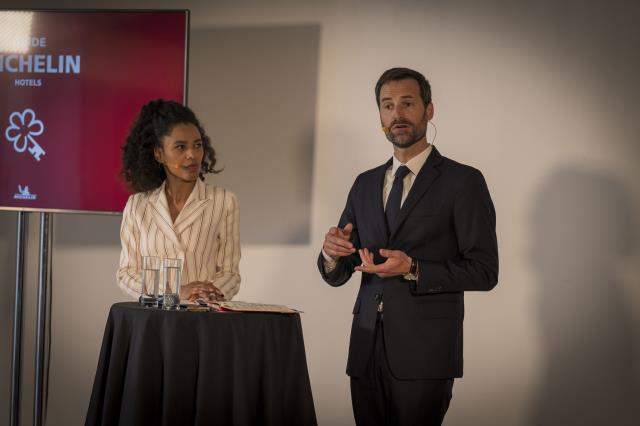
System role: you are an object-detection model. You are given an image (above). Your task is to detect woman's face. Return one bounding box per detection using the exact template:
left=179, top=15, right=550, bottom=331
left=154, top=122, right=204, bottom=184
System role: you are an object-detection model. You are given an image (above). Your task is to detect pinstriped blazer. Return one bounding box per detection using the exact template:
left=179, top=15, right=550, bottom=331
left=117, top=179, right=241, bottom=300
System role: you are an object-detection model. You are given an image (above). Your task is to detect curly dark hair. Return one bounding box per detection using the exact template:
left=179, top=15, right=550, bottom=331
left=121, top=99, right=220, bottom=193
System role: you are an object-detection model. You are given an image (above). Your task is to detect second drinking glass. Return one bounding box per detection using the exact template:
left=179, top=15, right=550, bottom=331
left=162, top=258, right=183, bottom=310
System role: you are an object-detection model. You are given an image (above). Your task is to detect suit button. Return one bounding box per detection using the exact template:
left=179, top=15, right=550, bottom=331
left=374, top=293, right=382, bottom=301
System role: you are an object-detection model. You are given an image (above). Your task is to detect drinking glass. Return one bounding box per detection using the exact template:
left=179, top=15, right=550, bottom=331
left=139, top=256, right=161, bottom=306
left=162, top=258, right=183, bottom=310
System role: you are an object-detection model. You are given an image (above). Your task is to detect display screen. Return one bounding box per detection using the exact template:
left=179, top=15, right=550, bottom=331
left=0, top=10, right=188, bottom=213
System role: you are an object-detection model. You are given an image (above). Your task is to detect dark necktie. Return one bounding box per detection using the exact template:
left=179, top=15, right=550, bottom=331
left=386, top=165, right=410, bottom=233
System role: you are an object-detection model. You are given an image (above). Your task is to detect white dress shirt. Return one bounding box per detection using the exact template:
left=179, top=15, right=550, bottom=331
left=117, top=179, right=241, bottom=300
left=323, top=144, right=433, bottom=269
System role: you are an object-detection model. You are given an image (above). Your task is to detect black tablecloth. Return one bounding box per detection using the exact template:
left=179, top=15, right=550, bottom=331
left=86, top=303, right=317, bottom=426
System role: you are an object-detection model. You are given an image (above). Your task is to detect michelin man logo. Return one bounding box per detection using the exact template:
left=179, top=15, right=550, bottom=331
left=14, top=185, right=37, bottom=200
left=5, top=109, right=46, bottom=161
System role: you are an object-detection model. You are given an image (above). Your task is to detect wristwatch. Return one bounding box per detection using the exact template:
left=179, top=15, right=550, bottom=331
left=403, top=257, right=419, bottom=281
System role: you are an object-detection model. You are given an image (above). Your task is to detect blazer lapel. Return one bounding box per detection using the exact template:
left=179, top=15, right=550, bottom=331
left=148, top=182, right=183, bottom=250
left=372, top=158, right=392, bottom=240
left=389, top=147, right=443, bottom=241
left=174, top=180, right=211, bottom=235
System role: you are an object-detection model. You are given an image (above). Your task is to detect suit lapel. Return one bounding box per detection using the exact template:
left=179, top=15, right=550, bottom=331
left=148, top=182, right=183, bottom=250
left=174, top=180, right=211, bottom=235
left=371, top=158, right=392, bottom=240
left=389, top=147, right=443, bottom=241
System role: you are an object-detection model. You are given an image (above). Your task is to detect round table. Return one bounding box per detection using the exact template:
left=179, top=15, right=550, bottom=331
left=85, top=303, right=317, bottom=425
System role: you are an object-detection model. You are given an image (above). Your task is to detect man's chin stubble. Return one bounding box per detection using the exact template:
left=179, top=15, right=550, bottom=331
left=388, top=136, right=422, bottom=149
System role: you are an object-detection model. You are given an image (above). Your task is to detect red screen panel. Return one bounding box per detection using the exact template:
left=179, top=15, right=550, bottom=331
left=0, top=10, right=188, bottom=213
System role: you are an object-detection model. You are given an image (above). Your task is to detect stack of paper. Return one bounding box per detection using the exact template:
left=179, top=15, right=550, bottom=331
left=212, top=301, right=299, bottom=314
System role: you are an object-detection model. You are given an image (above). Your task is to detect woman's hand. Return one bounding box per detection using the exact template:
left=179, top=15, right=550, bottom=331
left=180, top=281, right=224, bottom=302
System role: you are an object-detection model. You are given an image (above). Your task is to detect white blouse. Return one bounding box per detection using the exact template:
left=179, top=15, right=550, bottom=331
left=117, top=179, right=241, bottom=300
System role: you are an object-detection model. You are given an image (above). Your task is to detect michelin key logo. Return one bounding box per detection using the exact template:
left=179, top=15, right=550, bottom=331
left=14, top=185, right=37, bottom=200
left=5, top=108, right=46, bottom=161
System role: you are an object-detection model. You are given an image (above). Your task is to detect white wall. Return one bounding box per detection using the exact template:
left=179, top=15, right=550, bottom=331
left=1, top=1, right=639, bottom=425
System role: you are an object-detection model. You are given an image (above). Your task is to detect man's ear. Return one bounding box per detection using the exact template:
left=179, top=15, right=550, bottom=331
left=426, top=102, right=434, bottom=121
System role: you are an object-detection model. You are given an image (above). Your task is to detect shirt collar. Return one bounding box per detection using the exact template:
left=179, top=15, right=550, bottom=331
left=391, top=144, right=433, bottom=177
left=151, top=178, right=206, bottom=204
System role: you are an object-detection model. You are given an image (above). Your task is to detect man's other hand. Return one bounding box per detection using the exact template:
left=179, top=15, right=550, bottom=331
left=323, top=223, right=356, bottom=258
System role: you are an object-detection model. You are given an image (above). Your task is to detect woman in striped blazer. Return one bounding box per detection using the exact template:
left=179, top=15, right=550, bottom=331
left=117, top=100, right=240, bottom=302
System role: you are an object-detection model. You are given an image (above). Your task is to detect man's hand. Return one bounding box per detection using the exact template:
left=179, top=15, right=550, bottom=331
left=354, top=248, right=412, bottom=278
left=323, top=223, right=356, bottom=258
left=180, top=281, right=224, bottom=302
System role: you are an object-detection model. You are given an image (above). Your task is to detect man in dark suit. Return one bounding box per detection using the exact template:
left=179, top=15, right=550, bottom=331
left=318, top=67, right=498, bottom=425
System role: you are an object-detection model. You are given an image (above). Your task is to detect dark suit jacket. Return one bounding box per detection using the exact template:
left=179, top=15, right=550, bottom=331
left=318, top=147, right=498, bottom=379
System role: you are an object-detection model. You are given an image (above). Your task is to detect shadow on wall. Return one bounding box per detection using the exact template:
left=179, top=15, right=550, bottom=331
left=530, top=168, right=640, bottom=425
left=189, top=25, right=320, bottom=245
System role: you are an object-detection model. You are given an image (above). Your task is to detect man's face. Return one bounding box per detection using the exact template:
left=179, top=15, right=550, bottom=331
left=378, top=78, right=433, bottom=149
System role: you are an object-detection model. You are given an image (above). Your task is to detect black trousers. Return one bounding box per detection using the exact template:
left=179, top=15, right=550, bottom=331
left=350, top=317, right=454, bottom=426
